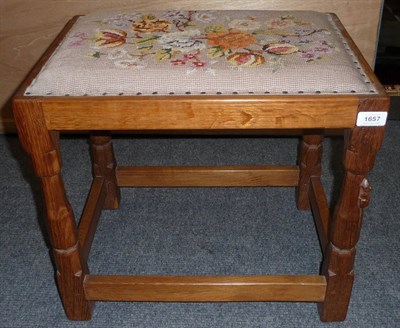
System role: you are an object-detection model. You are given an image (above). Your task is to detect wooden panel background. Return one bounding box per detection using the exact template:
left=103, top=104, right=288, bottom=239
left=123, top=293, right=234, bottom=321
left=0, top=0, right=384, bottom=132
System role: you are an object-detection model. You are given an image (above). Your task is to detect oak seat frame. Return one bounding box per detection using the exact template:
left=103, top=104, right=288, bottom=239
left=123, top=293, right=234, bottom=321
left=12, top=15, right=390, bottom=322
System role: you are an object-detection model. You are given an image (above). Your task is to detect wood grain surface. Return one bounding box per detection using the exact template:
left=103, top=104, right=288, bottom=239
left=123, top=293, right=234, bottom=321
left=84, top=275, right=327, bottom=302
left=0, top=0, right=384, bottom=132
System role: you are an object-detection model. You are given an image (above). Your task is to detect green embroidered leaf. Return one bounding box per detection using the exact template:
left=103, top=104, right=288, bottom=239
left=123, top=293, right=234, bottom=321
left=184, top=22, right=197, bottom=28
left=92, top=51, right=102, bottom=59
left=136, top=36, right=159, bottom=45
left=205, top=24, right=225, bottom=33
left=141, top=14, right=157, bottom=20
left=207, top=46, right=225, bottom=59
left=94, top=20, right=108, bottom=26
left=138, top=45, right=153, bottom=52
left=155, top=49, right=172, bottom=61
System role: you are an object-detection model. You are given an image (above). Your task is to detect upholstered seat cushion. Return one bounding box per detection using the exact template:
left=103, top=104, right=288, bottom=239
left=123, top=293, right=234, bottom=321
left=25, top=10, right=377, bottom=96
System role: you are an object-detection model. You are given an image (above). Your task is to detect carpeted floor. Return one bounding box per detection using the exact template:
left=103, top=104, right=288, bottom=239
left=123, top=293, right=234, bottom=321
left=1, top=121, right=399, bottom=327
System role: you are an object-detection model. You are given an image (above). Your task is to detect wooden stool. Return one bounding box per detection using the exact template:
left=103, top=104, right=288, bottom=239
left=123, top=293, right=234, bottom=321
left=13, top=10, right=389, bottom=322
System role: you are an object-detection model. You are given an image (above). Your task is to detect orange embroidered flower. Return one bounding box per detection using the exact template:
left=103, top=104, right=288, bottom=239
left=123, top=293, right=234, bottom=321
left=132, top=19, right=171, bottom=33
left=95, top=29, right=127, bottom=48
left=226, top=52, right=265, bottom=67
left=206, top=29, right=257, bottom=50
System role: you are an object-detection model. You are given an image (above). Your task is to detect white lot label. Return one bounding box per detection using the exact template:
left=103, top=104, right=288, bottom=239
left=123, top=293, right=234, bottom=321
left=356, top=112, right=388, bottom=127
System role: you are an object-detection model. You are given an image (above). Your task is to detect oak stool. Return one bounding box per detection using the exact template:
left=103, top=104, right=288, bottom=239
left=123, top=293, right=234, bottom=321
left=13, top=10, right=390, bottom=322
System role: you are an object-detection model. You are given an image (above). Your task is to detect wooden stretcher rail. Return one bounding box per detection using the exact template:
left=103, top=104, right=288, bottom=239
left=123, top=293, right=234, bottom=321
left=116, top=165, right=299, bottom=187
left=84, top=275, right=327, bottom=302
left=309, top=177, right=330, bottom=253
left=78, top=177, right=106, bottom=261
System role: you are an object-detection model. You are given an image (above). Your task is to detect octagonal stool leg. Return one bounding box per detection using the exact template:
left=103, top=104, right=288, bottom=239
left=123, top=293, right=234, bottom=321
left=13, top=100, right=93, bottom=320
left=318, top=126, right=385, bottom=321
left=90, top=131, right=120, bottom=209
left=296, top=131, right=324, bottom=210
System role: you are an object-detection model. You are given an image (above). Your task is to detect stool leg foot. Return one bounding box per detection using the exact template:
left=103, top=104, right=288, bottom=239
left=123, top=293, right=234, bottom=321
left=13, top=101, right=93, bottom=320
left=318, top=127, right=385, bottom=321
left=296, top=132, right=324, bottom=210
left=90, top=131, right=120, bottom=209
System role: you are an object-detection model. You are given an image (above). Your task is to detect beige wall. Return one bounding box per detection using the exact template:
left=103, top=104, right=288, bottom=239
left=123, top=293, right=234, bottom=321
left=0, top=0, right=383, bottom=132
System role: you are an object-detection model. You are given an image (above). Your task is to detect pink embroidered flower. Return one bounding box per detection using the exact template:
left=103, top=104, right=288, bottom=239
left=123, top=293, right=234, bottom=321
left=171, top=59, right=186, bottom=66
left=313, top=46, right=332, bottom=54
left=264, top=43, right=298, bottom=55
left=266, top=16, right=296, bottom=28
left=184, top=54, right=196, bottom=59
left=192, top=61, right=206, bottom=67
left=226, top=52, right=265, bottom=67
left=69, top=39, right=85, bottom=47
left=302, top=53, right=316, bottom=59
left=301, top=52, right=318, bottom=61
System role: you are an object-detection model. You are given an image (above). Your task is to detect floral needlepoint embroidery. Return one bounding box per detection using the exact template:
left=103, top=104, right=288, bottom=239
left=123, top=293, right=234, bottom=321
left=114, top=59, right=145, bottom=69
left=193, top=11, right=216, bottom=23
left=228, top=19, right=261, bottom=31
left=62, top=11, right=352, bottom=77
left=95, top=29, right=127, bottom=48
left=206, top=30, right=257, bottom=50
left=264, top=43, right=299, bottom=55
left=132, top=17, right=171, bottom=33
left=25, top=10, right=377, bottom=96
left=159, top=30, right=206, bottom=52
left=227, top=52, right=265, bottom=67
left=267, top=15, right=296, bottom=28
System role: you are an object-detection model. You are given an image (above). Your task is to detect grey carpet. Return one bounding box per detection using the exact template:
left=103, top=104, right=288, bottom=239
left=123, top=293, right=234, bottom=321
left=1, top=121, right=399, bottom=327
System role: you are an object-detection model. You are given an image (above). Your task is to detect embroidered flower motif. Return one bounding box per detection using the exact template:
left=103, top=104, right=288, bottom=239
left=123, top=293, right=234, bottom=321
left=313, top=41, right=335, bottom=54
left=95, top=29, right=127, bottom=48
left=114, top=59, right=146, bottom=69
left=108, top=49, right=129, bottom=60
left=302, top=52, right=315, bottom=58
left=313, top=46, right=332, bottom=54
left=170, top=51, right=207, bottom=69
left=300, top=40, right=336, bottom=62
left=171, top=59, right=186, bottom=66
left=79, top=11, right=338, bottom=74
left=132, top=18, right=171, bottom=33
left=159, top=29, right=206, bottom=52
left=205, top=24, right=226, bottom=33
left=226, top=52, right=265, bottom=67
left=264, top=43, right=299, bottom=55
left=228, top=19, right=261, bottom=31
left=69, top=39, right=85, bottom=47
left=72, top=32, right=88, bottom=38
left=68, top=32, right=88, bottom=47
left=192, top=61, right=206, bottom=67
left=193, top=12, right=216, bottom=23
left=207, top=29, right=257, bottom=50
left=104, top=13, right=142, bottom=27
left=266, top=16, right=296, bottom=28
left=162, top=11, right=188, bottom=20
